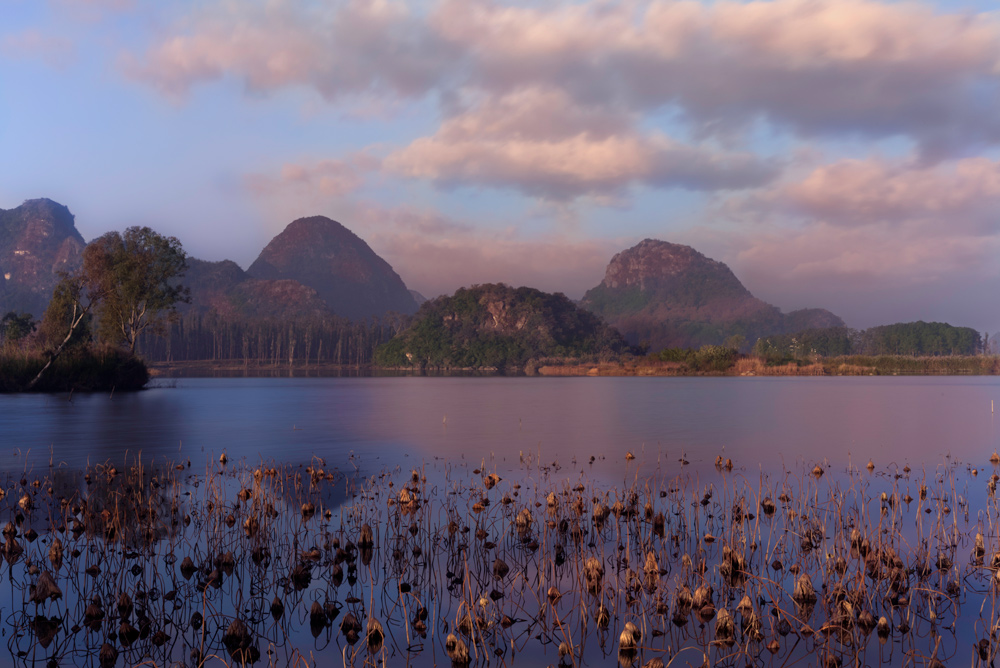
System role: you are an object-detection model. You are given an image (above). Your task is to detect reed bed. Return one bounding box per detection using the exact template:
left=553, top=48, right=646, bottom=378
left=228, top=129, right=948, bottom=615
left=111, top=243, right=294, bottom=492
left=2, top=450, right=1000, bottom=667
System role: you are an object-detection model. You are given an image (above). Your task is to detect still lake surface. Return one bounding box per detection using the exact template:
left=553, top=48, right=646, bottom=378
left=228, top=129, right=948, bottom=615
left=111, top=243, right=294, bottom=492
left=1, top=376, right=998, bottom=668
left=1, top=376, right=998, bottom=476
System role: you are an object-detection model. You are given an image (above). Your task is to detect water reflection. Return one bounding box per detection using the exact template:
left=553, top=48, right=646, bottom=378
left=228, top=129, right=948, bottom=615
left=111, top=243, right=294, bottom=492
left=1, top=377, right=998, bottom=478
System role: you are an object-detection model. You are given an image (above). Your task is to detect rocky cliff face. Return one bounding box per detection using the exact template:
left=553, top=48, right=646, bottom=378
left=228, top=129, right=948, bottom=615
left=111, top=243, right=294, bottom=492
left=248, top=216, right=417, bottom=320
left=598, top=240, right=751, bottom=299
left=581, top=239, right=843, bottom=350
left=0, top=199, right=86, bottom=317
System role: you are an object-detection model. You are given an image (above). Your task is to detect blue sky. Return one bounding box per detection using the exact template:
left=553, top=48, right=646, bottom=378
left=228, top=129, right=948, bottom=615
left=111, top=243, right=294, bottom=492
left=3, top=0, right=1000, bottom=331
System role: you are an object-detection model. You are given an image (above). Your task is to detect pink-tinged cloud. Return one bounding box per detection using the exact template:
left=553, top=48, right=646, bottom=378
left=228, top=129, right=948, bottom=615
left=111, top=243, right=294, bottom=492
left=54, top=0, right=133, bottom=9
left=437, top=0, right=1000, bottom=153
left=124, top=0, right=457, bottom=101
left=245, top=154, right=380, bottom=198
left=719, top=155, right=1000, bottom=281
left=127, top=0, right=1000, bottom=155
left=384, top=88, right=778, bottom=199
left=736, top=222, right=998, bottom=284
left=694, top=154, right=1000, bottom=327
left=1, top=30, right=74, bottom=68
left=775, top=157, right=1000, bottom=227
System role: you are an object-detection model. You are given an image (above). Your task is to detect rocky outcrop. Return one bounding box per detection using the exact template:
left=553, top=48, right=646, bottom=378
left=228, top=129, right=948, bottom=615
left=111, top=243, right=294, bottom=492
left=0, top=199, right=85, bottom=317
left=581, top=239, right=843, bottom=350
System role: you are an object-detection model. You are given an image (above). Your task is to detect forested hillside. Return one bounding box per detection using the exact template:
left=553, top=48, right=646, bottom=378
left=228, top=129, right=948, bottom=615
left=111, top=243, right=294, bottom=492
left=376, top=284, right=632, bottom=370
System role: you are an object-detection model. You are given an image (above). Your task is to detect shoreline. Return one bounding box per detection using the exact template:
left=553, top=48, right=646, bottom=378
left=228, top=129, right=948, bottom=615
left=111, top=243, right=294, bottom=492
left=148, top=355, right=1000, bottom=378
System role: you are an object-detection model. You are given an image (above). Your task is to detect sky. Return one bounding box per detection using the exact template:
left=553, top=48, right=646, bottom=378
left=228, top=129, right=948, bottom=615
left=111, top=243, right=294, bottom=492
left=2, top=0, right=1000, bottom=332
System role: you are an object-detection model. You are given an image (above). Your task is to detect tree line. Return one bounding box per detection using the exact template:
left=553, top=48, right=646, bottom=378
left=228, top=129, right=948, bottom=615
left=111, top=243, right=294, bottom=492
left=752, top=322, right=984, bottom=360
left=135, top=312, right=405, bottom=366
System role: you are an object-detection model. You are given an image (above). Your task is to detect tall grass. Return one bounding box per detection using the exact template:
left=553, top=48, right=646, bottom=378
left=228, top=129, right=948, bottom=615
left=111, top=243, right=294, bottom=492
left=0, top=344, right=148, bottom=392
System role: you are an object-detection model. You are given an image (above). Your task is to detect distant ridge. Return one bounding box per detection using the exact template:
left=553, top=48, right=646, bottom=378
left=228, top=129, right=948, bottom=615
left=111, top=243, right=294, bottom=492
left=581, top=239, right=842, bottom=350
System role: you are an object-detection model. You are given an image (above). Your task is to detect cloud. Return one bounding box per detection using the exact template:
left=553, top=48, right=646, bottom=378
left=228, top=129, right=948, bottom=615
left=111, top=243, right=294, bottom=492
left=773, top=157, right=1000, bottom=229
left=245, top=153, right=380, bottom=198
left=384, top=88, right=778, bottom=200
left=700, top=153, right=1000, bottom=325
left=127, top=0, right=1000, bottom=158
left=736, top=222, right=998, bottom=285
left=724, top=219, right=1000, bottom=329
left=123, top=0, right=457, bottom=102
left=53, top=0, right=133, bottom=10
left=0, top=30, right=74, bottom=68
left=434, top=0, right=1000, bottom=155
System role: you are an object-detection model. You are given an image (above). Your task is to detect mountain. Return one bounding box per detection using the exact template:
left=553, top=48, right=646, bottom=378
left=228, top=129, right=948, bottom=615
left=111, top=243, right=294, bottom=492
left=581, top=239, right=842, bottom=350
left=182, top=259, right=332, bottom=320
left=0, top=200, right=418, bottom=325
left=0, top=199, right=85, bottom=318
left=248, top=216, right=418, bottom=320
left=375, top=283, right=632, bottom=369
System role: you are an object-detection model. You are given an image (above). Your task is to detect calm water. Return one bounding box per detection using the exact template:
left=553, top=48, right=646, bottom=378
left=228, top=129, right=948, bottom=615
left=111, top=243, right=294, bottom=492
left=1, top=376, right=998, bottom=667
left=1, top=376, right=998, bottom=475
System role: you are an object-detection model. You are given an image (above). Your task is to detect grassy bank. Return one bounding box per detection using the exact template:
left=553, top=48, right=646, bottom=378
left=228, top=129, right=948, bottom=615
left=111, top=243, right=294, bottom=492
left=539, top=354, right=1000, bottom=376
left=146, top=354, right=1000, bottom=378
left=0, top=345, right=149, bottom=392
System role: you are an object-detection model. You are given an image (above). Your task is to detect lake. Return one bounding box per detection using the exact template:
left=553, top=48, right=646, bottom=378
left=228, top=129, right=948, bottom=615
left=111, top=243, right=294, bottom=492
left=0, top=376, right=997, bottom=668
left=2, top=376, right=997, bottom=476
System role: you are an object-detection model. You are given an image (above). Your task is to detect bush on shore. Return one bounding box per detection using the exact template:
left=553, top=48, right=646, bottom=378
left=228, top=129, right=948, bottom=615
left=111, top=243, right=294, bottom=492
left=0, top=344, right=148, bottom=393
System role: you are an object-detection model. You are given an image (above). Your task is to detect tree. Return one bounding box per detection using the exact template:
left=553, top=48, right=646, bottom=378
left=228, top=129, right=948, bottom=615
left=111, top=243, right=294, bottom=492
left=1, top=311, right=35, bottom=346
left=28, top=274, right=100, bottom=389
left=39, top=275, right=91, bottom=350
left=28, top=227, right=188, bottom=389
left=84, top=226, right=189, bottom=354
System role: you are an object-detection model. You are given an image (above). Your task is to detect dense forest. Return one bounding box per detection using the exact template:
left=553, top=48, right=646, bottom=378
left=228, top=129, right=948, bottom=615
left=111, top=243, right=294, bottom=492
left=752, top=322, right=983, bottom=359
left=136, top=312, right=407, bottom=366
left=375, top=284, right=632, bottom=370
